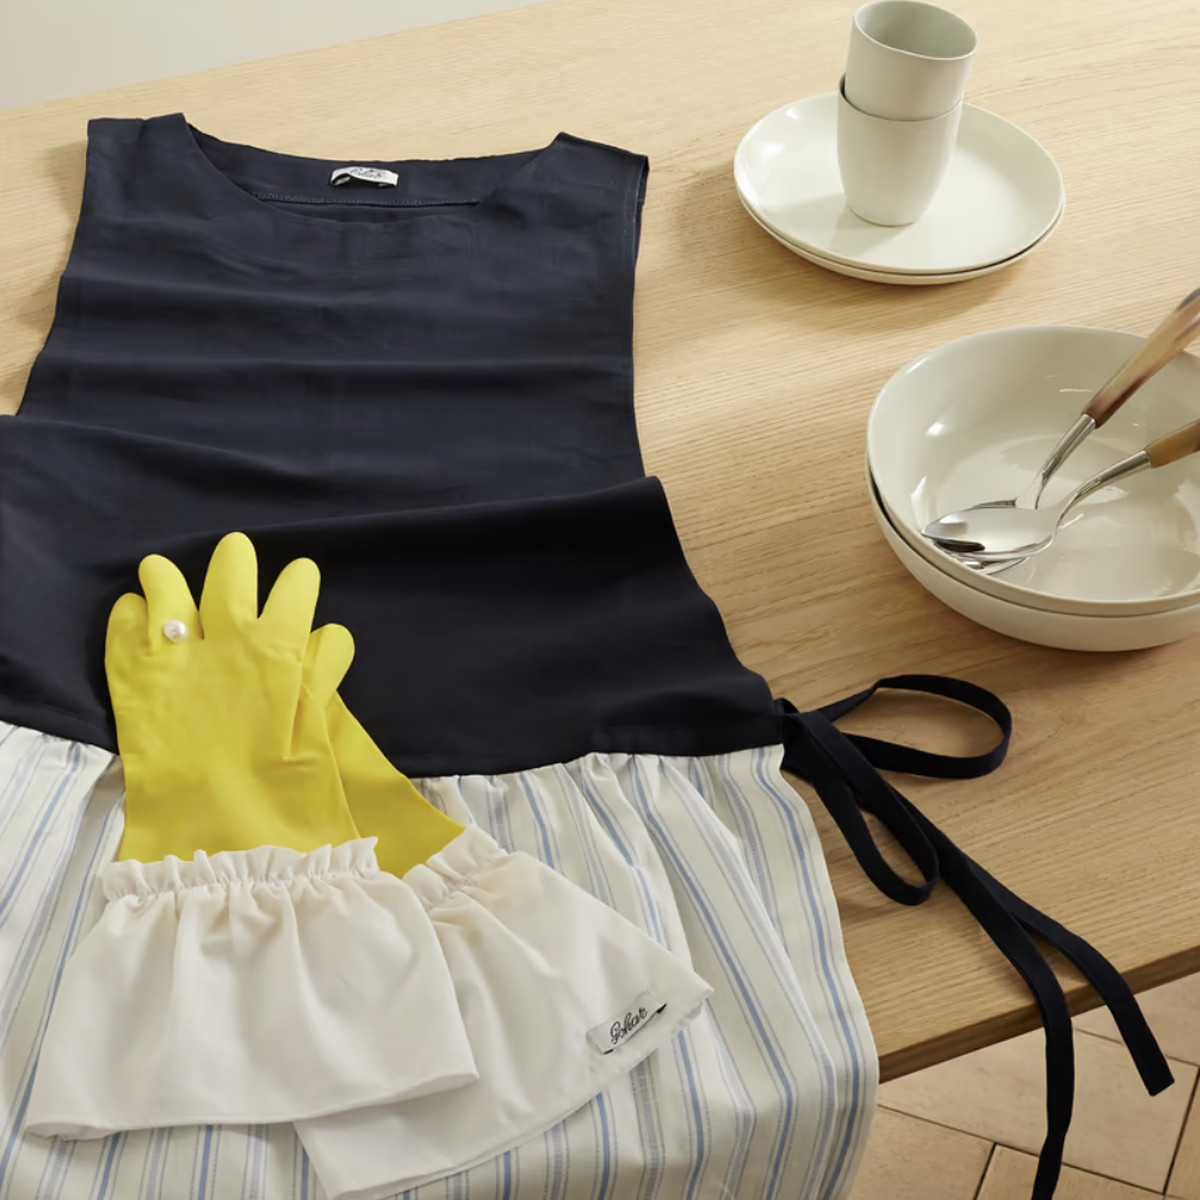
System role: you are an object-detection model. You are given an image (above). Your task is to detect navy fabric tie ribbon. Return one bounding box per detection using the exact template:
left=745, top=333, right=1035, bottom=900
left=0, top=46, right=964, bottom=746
left=777, top=674, right=1172, bottom=1200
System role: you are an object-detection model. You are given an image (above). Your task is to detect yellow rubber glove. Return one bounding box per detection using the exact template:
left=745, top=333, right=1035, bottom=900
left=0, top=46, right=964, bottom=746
left=108, top=533, right=361, bottom=862
left=304, top=625, right=465, bottom=879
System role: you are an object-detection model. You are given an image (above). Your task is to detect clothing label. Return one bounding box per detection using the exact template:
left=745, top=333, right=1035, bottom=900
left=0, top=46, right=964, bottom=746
left=329, top=166, right=400, bottom=188
left=587, top=992, right=666, bottom=1055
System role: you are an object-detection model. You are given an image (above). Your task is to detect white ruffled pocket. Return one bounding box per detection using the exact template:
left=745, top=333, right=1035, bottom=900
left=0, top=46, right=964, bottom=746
left=27, top=839, right=477, bottom=1138
left=297, top=825, right=713, bottom=1200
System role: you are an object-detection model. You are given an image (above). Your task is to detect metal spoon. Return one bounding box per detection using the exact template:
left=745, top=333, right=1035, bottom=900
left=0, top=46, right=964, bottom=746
left=927, top=415, right=1200, bottom=562
left=958, top=552, right=1029, bottom=576
left=922, top=286, right=1200, bottom=548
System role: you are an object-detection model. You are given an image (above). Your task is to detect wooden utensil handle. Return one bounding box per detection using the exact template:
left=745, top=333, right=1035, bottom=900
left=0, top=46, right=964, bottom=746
left=1146, top=418, right=1200, bottom=467
left=1085, top=286, right=1200, bottom=425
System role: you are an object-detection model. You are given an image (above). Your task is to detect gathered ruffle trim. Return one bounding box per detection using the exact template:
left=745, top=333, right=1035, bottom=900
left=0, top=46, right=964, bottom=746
left=402, top=824, right=508, bottom=909
left=103, top=837, right=380, bottom=899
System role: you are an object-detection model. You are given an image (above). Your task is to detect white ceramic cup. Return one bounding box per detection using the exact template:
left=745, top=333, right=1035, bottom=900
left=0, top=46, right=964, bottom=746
left=836, top=78, right=961, bottom=225
left=845, top=0, right=977, bottom=120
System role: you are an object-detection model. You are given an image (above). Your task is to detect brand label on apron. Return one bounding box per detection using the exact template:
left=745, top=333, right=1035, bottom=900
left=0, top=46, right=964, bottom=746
left=329, top=166, right=400, bottom=187
left=587, top=992, right=667, bottom=1054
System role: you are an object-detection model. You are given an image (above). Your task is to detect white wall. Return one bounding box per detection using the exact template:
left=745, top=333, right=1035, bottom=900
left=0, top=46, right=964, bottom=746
left=0, top=0, right=549, bottom=110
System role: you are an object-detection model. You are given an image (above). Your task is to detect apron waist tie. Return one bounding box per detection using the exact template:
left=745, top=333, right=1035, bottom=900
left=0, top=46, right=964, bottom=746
left=776, top=674, right=1172, bottom=1200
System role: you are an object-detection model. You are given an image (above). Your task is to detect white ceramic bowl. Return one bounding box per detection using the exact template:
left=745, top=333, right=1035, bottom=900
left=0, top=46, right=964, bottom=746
left=867, top=470, right=1200, bottom=649
left=867, top=325, right=1200, bottom=615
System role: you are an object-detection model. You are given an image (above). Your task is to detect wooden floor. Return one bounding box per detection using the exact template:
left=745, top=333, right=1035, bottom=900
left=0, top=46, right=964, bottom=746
left=851, top=973, right=1200, bottom=1199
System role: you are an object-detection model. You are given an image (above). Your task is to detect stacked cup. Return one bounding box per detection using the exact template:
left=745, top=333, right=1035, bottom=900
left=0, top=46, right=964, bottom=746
left=838, top=0, right=977, bottom=226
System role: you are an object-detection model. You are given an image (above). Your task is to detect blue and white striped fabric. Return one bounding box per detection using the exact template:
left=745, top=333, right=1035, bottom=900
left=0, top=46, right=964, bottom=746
left=0, top=721, right=876, bottom=1200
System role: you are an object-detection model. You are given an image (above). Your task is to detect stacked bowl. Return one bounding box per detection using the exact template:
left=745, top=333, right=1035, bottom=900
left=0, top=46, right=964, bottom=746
left=866, top=325, right=1200, bottom=650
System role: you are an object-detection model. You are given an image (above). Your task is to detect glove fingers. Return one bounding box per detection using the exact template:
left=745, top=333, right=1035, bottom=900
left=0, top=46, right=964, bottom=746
left=138, top=555, right=201, bottom=645
left=260, top=556, right=321, bottom=650
left=303, top=623, right=355, bottom=707
left=105, top=591, right=151, bottom=663
left=200, top=532, right=260, bottom=636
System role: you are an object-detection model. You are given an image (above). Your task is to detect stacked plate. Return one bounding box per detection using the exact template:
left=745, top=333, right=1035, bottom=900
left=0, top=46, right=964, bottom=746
left=736, top=93, right=1065, bottom=284
left=866, top=325, right=1200, bottom=650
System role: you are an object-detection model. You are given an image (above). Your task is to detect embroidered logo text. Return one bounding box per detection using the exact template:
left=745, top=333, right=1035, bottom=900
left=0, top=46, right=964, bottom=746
left=587, top=992, right=667, bottom=1055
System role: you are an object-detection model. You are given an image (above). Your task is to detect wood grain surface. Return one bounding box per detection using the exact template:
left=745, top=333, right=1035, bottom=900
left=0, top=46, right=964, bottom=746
left=3, top=0, right=1199, bottom=1081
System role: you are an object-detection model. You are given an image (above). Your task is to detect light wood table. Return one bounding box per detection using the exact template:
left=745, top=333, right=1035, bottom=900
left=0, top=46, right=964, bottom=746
left=3, top=0, right=1199, bottom=1084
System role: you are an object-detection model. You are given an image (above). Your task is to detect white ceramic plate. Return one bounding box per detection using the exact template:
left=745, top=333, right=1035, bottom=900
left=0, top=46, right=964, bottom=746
left=867, top=326, right=1200, bottom=614
left=740, top=194, right=1063, bottom=285
left=867, top=468, right=1200, bottom=651
left=735, top=92, right=1064, bottom=275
